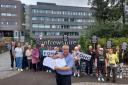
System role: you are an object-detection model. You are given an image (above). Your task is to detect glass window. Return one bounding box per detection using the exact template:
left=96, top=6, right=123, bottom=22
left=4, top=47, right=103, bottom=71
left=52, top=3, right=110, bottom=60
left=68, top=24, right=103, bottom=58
left=32, top=24, right=38, bottom=28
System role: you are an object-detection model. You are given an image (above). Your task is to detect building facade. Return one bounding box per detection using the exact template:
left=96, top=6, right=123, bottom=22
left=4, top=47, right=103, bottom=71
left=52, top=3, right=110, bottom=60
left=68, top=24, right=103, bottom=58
left=0, top=0, right=23, bottom=40
left=28, top=2, right=94, bottom=46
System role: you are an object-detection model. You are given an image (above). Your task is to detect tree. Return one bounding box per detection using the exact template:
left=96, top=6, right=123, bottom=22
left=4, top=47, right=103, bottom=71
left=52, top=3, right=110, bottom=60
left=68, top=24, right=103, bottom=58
left=88, top=0, right=122, bottom=23
left=79, top=36, right=87, bottom=52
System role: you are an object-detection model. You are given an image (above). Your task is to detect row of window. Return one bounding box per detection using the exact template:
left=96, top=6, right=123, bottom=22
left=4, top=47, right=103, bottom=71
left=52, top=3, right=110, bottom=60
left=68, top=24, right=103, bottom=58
left=0, top=21, right=18, bottom=25
left=0, top=13, right=17, bottom=17
left=32, top=24, right=84, bottom=29
left=33, top=31, right=79, bottom=36
left=32, top=9, right=92, bottom=16
left=32, top=17, right=95, bottom=23
left=0, top=4, right=17, bottom=8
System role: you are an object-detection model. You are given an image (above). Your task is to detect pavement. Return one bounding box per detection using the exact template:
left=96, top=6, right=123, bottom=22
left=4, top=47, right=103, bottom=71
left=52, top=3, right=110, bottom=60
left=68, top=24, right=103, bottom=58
left=0, top=52, right=20, bottom=79
left=0, top=52, right=128, bottom=85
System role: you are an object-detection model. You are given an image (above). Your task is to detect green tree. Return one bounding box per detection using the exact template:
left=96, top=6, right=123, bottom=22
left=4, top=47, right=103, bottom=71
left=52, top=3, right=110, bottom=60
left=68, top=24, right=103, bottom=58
left=79, top=36, right=87, bottom=52
left=88, top=0, right=122, bottom=23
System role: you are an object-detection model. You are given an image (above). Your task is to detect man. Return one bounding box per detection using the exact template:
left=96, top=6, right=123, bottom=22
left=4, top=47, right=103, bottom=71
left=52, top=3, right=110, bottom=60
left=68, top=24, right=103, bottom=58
left=54, top=45, right=74, bottom=85
left=10, top=41, right=15, bottom=70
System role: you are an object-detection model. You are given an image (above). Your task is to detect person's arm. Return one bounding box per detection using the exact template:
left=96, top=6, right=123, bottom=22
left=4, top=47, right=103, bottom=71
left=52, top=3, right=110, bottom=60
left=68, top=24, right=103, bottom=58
left=52, top=53, right=63, bottom=59
left=54, top=56, right=74, bottom=71
left=54, top=66, right=71, bottom=71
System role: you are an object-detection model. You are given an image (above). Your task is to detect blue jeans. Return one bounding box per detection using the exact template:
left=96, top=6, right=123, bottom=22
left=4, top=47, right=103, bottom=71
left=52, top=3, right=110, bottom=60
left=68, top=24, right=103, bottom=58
left=16, top=57, right=23, bottom=69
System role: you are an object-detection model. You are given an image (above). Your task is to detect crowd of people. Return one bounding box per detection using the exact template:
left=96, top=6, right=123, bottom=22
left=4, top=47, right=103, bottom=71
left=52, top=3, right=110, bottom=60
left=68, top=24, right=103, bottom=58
left=7, top=41, right=127, bottom=84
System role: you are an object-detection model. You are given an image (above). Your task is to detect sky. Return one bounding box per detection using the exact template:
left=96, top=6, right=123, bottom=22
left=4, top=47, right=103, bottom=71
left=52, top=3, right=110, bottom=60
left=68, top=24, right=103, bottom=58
left=20, top=0, right=89, bottom=7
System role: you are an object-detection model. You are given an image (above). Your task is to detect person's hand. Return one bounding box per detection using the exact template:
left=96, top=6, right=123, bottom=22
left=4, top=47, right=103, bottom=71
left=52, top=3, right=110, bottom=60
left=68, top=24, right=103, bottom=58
left=54, top=66, right=60, bottom=70
left=56, top=54, right=64, bottom=59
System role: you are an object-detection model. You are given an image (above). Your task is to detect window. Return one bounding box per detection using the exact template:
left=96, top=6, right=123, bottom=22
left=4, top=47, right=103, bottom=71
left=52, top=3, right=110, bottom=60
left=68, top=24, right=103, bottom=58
left=1, top=13, right=6, bottom=16
left=0, top=4, right=16, bottom=8
left=1, top=13, right=17, bottom=16
left=32, top=24, right=38, bottom=28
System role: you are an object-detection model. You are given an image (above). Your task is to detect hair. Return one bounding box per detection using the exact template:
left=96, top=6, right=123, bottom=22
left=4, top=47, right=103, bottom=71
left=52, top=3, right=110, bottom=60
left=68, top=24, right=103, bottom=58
left=62, top=45, right=69, bottom=49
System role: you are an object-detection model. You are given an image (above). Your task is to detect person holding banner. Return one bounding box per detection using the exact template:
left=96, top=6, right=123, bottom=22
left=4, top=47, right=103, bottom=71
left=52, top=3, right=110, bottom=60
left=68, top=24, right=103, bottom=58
left=54, top=45, right=74, bottom=85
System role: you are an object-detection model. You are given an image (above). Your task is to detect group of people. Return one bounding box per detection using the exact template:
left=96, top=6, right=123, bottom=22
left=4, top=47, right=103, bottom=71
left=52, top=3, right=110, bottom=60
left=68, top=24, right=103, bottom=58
left=8, top=41, right=126, bottom=85
left=9, top=42, right=46, bottom=72
left=72, top=44, right=126, bottom=83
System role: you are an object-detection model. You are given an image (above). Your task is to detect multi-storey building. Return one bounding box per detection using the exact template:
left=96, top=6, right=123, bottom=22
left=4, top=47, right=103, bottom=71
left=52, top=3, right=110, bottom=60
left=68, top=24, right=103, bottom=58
left=28, top=2, right=94, bottom=46
left=0, top=0, right=23, bottom=40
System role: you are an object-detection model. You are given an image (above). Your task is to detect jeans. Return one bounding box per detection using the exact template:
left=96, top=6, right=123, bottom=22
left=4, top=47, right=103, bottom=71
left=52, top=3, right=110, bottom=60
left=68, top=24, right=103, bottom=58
left=85, top=61, right=93, bottom=74
left=107, top=65, right=116, bottom=82
left=16, top=57, right=23, bottom=69
left=10, top=51, right=15, bottom=68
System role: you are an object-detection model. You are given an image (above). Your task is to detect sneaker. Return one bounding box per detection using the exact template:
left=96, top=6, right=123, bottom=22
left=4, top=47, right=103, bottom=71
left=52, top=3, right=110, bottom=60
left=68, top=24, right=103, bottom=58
left=112, top=80, right=116, bottom=83
left=20, top=69, right=23, bottom=72
left=84, top=73, right=87, bottom=76
left=49, top=70, right=51, bottom=73
left=117, top=75, right=119, bottom=78
left=120, top=75, right=123, bottom=79
left=98, top=77, right=101, bottom=81
left=10, top=68, right=13, bottom=70
left=46, top=70, right=48, bottom=72
left=18, top=69, right=20, bottom=71
left=77, top=74, right=80, bottom=77
left=73, top=73, right=76, bottom=77
left=90, top=74, right=93, bottom=76
left=101, top=78, right=104, bottom=81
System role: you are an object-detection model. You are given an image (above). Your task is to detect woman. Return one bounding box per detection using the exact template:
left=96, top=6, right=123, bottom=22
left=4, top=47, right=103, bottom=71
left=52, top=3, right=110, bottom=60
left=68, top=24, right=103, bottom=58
left=72, top=46, right=80, bottom=77
left=25, top=45, right=32, bottom=70
left=106, top=48, right=119, bottom=82
left=31, top=45, right=39, bottom=72
left=14, top=42, right=23, bottom=71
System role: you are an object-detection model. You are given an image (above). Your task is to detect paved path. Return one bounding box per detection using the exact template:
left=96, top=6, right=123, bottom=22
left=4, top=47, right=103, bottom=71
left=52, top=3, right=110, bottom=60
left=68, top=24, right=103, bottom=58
left=0, top=52, right=19, bottom=79
left=0, top=52, right=128, bottom=85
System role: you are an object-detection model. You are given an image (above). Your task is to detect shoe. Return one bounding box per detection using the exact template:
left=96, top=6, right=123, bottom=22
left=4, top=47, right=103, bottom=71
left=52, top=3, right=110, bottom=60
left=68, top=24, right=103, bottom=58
left=18, top=69, right=20, bottom=71
left=20, top=69, right=23, bottom=72
left=98, top=77, right=100, bottom=81
left=117, top=75, right=119, bottom=78
left=77, top=74, right=80, bottom=77
left=101, top=78, right=104, bottom=81
left=10, top=68, right=13, bottom=70
left=49, top=70, right=51, bottom=73
left=106, top=78, right=110, bottom=81
left=90, top=74, right=93, bottom=76
left=120, top=75, right=123, bottom=79
left=73, top=73, right=76, bottom=77
left=84, top=73, right=87, bottom=76
left=112, top=80, right=116, bottom=83
left=46, top=70, right=48, bottom=72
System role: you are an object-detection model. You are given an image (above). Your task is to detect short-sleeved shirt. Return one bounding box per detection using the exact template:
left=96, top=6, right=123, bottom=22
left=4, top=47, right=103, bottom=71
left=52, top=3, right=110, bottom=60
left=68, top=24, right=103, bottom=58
left=15, top=47, right=23, bottom=57
left=56, top=53, right=74, bottom=75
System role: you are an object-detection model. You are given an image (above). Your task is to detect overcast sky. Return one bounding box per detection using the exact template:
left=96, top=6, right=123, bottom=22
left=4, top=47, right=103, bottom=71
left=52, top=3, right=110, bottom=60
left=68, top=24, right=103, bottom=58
left=20, top=0, right=89, bottom=7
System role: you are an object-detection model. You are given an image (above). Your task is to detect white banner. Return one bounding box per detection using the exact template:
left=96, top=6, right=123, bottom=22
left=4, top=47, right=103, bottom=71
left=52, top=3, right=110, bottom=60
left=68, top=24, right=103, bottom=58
left=43, top=50, right=56, bottom=56
left=76, top=52, right=92, bottom=61
left=43, top=57, right=67, bottom=69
